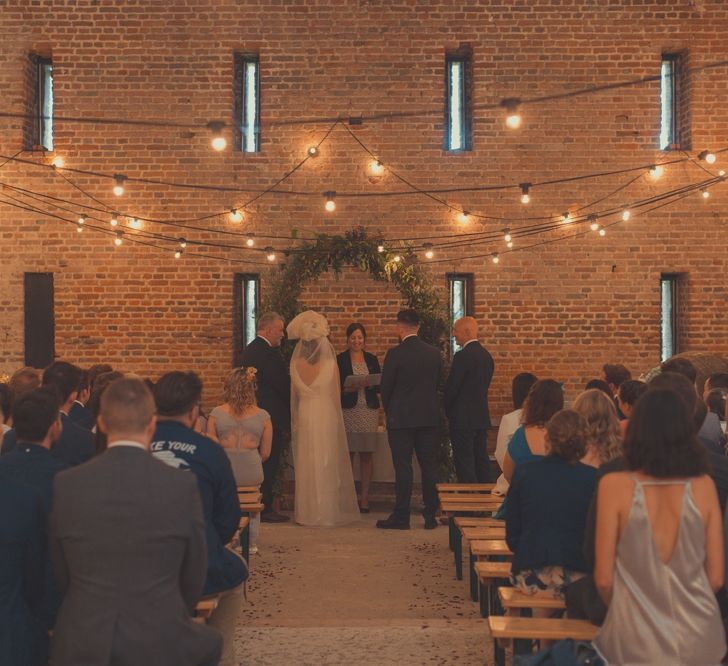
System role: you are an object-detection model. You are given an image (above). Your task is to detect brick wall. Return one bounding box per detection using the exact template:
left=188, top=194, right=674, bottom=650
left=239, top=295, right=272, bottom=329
left=0, top=0, right=727, bottom=417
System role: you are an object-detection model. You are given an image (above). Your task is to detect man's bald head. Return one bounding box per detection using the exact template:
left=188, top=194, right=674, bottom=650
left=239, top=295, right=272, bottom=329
left=453, top=316, right=478, bottom=346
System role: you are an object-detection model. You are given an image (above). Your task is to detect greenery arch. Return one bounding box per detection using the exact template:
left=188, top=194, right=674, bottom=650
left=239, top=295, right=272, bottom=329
left=261, top=227, right=454, bottom=488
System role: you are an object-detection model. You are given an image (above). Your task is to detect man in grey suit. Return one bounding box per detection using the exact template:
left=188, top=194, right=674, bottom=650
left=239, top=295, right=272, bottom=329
left=378, top=309, right=443, bottom=530
left=50, top=378, right=222, bottom=666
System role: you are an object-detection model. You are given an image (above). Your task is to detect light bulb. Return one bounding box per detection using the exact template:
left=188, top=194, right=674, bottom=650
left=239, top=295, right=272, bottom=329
left=230, top=209, right=243, bottom=223
left=702, top=189, right=710, bottom=199
left=324, top=191, right=336, bottom=212
left=560, top=212, right=571, bottom=224
left=492, top=254, right=500, bottom=264
left=393, top=254, right=402, bottom=263
left=504, top=230, right=512, bottom=243
left=179, top=238, right=187, bottom=249
left=130, top=218, right=142, bottom=230
left=423, top=243, right=434, bottom=259
left=698, top=150, right=717, bottom=165
left=377, top=244, right=385, bottom=253
left=719, top=170, right=726, bottom=177
left=501, top=98, right=523, bottom=129
left=506, top=113, right=521, bottom=129
left=76, top=223, right=83, bottom=233
left=649, top=165, right=663, bottom=179
left=78, top=215, right=86, bottom=225
left=245, top=235, right=255, bottom=247
left=110, top=213, right=119, bottom=227
left=207, top=121, right=227, bottom=151
left=457, top=211, right=470, bottom=225
left=211, top=136, right=226, bottom=151
left=590, top=220, right=599, bottom=232
left=621, top=209, right=631, bottom=222
left=370, top=160, right=384, bottom=176
left=265, top=247, right=276, bottom=262
left=598, top=227, right=606, bottom=237
left=50, top=156, right=64, bottom=168
left=520, top=183, right=530, bottom=204
left=307, top=146, right=319, bottom=157
left=506, top=240, right=514, bottom=249
left=113, top=175, right=125, bottom=197
left=114, top=232, right=123, bottom=246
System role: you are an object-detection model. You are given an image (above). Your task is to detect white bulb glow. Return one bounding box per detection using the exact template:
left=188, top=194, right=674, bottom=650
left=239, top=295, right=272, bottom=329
left=266, top=247, right=276, bottom=262
left=130, top=218, right=142, bottom=230
left=424, top=244, right=434, bottom=259
left=307, top=146, right=319, bottom=157
left=706, top=152, right=717, bottom=165
left=458, top=211, right=470, bottom=224
left=113, top=184, right=124, bottom=196
left=246, top=236, right=255, bottom=247
left=110, top=213, right=118, bottom=227
left=506, top=113, right=521, bottom=129
left=370, top=160, right=384, bottom=176
left=325, top=199, right=336, bottom=212
left=649, top=165, right=663, bottom=179
left=114, top=233, right=123, bottom=247
left=599, top=227, right=606, bottom=237
left=76, top=224, right=83, bottom=233
left=506, top=241, right=513, bottom=249
left=492, top=254, right=500, bottom=264
left=230, top=209, right=243, bottom=223
left=702, top=189, right=710, bottom=199
left=51, top=156, right=64, bottom=168
left=393, top=254, right=402, bottom=263
left=504, top=231, right=512, bottom=243
left=520, top=193, right=530, bottom=204
left=211, top=136, right=227, bottom=151
left=174, top=250, right=182, bottom=259
left=377, top=244, right=385, bottom=253
left=621, top=209, right=631, bottom=221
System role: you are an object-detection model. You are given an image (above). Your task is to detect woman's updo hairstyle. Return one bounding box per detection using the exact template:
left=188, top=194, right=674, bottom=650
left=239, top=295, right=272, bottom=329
left=546, top=409, right=588, bottom=463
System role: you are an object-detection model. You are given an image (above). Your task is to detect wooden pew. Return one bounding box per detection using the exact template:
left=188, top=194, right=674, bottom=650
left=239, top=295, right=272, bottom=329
left=488, top=616, right=598, bottom=666
left=474, top=561, right=511, bottom=618
left=451, top=520, right=505, bottom=580
left=193, top=596, right=221, bottom=624
left=497, top=587, right=565, bottom=613
left=468, top=539, right=512, bottom=603
left=436, top=483, right=496, bottom=492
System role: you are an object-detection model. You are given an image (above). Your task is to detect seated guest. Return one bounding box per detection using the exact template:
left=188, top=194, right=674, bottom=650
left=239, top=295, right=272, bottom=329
left=600, top=362, right=631, bottom=399
left=616, top=379, right=648, bottom=437
left=704, top=372, right=728, bottom=398
left=593, top=389, right=725, bottom=664
left=506, top=409, right=597, bottom=599
left=706, top=389, right=727, bottom=433
left=2, top=367, right=40, bottom=435
left=87, top=370, right=124, bottom=453
left=502, top=379, right=564, bottom=482
left=207, top=367, right=271, bottom=555
left=51, top=378, right=222, bottom=666
left=0, top=479, right=48, bottom=666
left=584, top=378, right=612, bottom=396
left=573, top=389, right=622, bottom=468
left=493, top=372, right=538, bottom=496
left=67, top=370, right=94, bottom=430
left=152, top=371, right=245, bottom=666
left=662, top=356, right=724, bottom=454
left=2, top=362, right=95, bottom=465
left=0, top=383, right=11, bottom=435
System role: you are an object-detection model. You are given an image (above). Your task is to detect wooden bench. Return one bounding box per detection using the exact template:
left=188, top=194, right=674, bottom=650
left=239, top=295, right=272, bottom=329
left=468, top=539, right=511, bottom=602
left=193, top=595, right=221, bottom=624
left=488, top=616, right=598, bottom=666
left=498, top=587, right=565, bottom=612
left=441, top=499, right=504, bottom=568
left=436, top=483, right=496, bottom=492
left=451, top=522, right=505, bottom=580
left=475, top=561, right=512, bottom=618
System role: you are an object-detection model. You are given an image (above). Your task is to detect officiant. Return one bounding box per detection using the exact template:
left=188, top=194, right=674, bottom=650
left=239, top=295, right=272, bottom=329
left=337, top=323, right=382, bottom=513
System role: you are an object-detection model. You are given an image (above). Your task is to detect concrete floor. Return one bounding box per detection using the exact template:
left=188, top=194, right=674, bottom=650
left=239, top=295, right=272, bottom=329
left=234, top=510, right=493, bottom=665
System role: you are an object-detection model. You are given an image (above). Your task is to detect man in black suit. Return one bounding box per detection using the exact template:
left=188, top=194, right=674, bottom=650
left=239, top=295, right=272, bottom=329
left=378, top=309, right=443, bottom=530
left=51, top=377, right=222, bottom=666
left=2, top=361, right=95, bottom=466
left=444, top=316, right=495, bottom=483
left=240, top=311, right=291, bottom=522
left=67, top=370, right=95, bottom=430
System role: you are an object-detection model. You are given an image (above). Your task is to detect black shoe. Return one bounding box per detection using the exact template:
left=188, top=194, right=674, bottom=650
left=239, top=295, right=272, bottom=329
left=359, top=506, right=371, bottom=514
left=424, top=517, right=437, bottom=530
left=260, top=510, right=290, bottom=523
left=376, top=515, right=410, bottom=530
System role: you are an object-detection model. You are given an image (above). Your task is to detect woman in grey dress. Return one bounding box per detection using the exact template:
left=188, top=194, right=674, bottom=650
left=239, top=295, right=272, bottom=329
left=336, top=323, right=382, bottom=513
left=207, top=367, right=272, bottom=553
left=594, top=388, right=725, bottom=665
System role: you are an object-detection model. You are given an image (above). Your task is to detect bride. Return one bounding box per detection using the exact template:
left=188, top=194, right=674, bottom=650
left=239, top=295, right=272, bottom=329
left=287, top=310, right=360, bottom=526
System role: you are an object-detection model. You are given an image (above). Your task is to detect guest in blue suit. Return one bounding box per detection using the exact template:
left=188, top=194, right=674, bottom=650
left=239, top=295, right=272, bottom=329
left=0, top=479, right=48, bottom=666
left=68, top=370, right=95, bottom=430
left=506, top=409, right=597, bottom=599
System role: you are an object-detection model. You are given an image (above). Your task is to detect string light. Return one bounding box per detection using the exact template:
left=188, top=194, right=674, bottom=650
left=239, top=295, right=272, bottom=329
left=506, top=240, right=514, bottom=249
left=307, top=146, right=319, bottom=157
left=503, top=229, right=512, bottom=243
left=208, top=121, right=226, bottom=151
left=393, top=254, right=402, bottom=263
left=701, top=188, right=710, bottom=199
left=501, top=98, right=522, bottom=129
left=229, top=209, right=243, bottom=223
left=178, top=238, right=187, bottom=249
left=174, top=248, right=184, bottom=259
left=698, top=150, right=717, bottom=165
left=77, top=214, right=86, bottom=225
left=369, top=160, right=384, bottom=176
left=130, top=217, right=142, bottom=230
left=114, top=231, right=123, bottom=246
left=719, top=170, right=726, bottom=177
left=560, top=212, right=572, bottom=224
left=265, top=246, right=276, bottom=262
left=520, top=183, right=531, bottom=204
left=110, top=212, right=119, bottom=227
left=457, top=211, right=470, bottom=224
left=423, top=243, right=434, bottom=259
left=113, top=174, right=126, bottom=197
left=245, top=234, right=255, bottom=247
left=76, top=221, right=83, bottom=233
left=598, top=227, right=606, bottom=237
left=491, top=253, right=500, bottom=264
left=589, top=215, right=599, bottom=231
left=621, top=208, right=631, bottom=221
left=649, top=165, right=663, bottom=179
left=377, top=243, right=385, bottom=253
left=324, top=191, right=336, bottom=212
left=50, top=156, right=64, bottom=168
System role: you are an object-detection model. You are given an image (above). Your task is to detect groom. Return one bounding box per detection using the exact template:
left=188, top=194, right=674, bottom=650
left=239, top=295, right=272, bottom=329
left=378, top=309, right=443, bottom=530
left=241, top=311, right=291, bottom=523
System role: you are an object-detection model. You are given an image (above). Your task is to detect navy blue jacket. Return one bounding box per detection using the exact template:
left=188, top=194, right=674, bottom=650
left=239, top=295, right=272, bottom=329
left=151, top=420, right=246, bottom=595
left=0, top=479, right=48, bottom=666
left=337, top=350, right=381, bottom=410
left=444, top=340, right=494, bottom=430
left=2, top=414, right=95, bottom=467
left=68, top=401, right=95, bottom=430
left=506, top=456, right=597, bottom=575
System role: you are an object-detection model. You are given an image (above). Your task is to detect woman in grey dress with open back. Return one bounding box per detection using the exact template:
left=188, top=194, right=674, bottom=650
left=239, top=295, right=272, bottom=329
left=594, top=389, right=725, bottom=665
left=207, top=367, right=272, bottom=554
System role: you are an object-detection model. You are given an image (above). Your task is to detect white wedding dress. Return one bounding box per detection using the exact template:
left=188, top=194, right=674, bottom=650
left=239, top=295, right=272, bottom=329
left=287, top=311, right=360, bottom=527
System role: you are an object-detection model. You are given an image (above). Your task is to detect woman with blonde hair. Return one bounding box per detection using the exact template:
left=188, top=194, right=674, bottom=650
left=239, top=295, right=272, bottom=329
left=207, top=367, right=272, bottom=554
left=573, top=388, right=622, bottom=468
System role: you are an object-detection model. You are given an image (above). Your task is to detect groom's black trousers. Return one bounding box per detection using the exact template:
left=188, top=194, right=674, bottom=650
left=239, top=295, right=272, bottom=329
left=388, top=426, right=439, bottom=523
left=450, top=428, right=491, bottom=483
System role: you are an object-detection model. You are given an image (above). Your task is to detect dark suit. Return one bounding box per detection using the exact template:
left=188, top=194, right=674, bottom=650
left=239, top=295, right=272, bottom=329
left=241, top=335, right=291, bottom=510
left=68, top=400, right=95, bottom=430
left=337, top=350, right=381, bottom=409
left=381, top=335, right=443, bottom=522
left=0, top=443, right=69, bottom=629
left=0, top=480, right=48, bottom=666
left=444, top=340, right=494, bottom=483
left=2, top=414, right=95, bottom=467
left=50, top=445, right=222, bottom=666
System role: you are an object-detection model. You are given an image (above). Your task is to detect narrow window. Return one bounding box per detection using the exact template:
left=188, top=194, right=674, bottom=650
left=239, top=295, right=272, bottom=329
left=37, top=57, right=54, bottom=151
left=447, top=273, right=474, bottom=355
left=24, top=272, right=55, bottom=367
left=234, top=54, right=260, bottom=153
left=660, top=274, right=679, bottom=362
left=659, top=53, right=685, bottom=151
left=233, top=274, right=260, bottom=365
left=445, top=46, right=472, bottom=151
